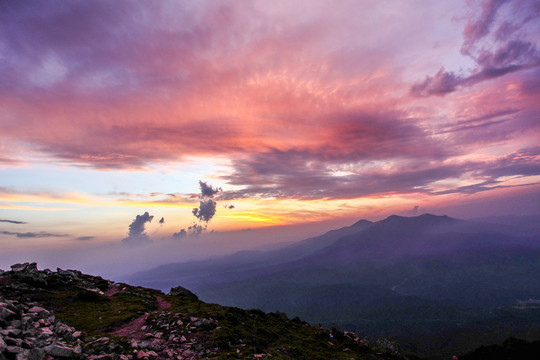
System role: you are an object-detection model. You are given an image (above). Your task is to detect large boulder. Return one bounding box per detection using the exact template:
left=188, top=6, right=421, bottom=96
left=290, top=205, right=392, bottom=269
left=10, top=263, right=38, bottom=273
left=44, top=343, right=74, bottom=358
left=168, top=286, right=198, bottom=299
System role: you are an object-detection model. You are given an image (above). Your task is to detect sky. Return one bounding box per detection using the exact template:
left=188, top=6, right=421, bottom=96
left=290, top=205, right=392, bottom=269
left=1, top=0, right=539, bottom=276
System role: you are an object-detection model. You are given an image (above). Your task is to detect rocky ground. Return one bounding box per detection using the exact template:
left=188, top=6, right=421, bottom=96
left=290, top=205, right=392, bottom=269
left=0, top=263, right=411, bottom=360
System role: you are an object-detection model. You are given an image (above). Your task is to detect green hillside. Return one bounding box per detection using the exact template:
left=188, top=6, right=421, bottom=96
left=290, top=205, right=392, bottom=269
left=0, top=262, right=413, bottom=360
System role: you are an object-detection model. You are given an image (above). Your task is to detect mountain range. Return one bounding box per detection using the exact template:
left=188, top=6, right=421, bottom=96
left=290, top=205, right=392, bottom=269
left=125, top=214, right=540, bottom=359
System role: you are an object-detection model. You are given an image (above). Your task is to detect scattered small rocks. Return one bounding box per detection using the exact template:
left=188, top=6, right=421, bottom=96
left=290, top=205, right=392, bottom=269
left=0, top=263, right=222, bottom=359
left=0, top=295, right=81, bottom=359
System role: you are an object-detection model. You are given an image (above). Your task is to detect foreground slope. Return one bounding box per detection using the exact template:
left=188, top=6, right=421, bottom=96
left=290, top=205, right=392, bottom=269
left=0, top=262, right=411, bottom=360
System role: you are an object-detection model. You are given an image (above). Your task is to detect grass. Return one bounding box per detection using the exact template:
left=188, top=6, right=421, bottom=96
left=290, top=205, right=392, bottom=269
left=164, top=294, right=409, bottom=359
left=2, top=271, right=413, bottom=359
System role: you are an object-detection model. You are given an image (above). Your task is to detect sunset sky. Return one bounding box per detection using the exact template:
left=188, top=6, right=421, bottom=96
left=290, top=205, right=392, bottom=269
left=1, top=0, right=539, bottom=272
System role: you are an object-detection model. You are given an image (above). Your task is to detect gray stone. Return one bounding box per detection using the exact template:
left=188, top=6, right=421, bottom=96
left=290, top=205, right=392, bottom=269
left=15, top=350, right=30, bottom=360
left=0, top=335, right=6, bottom=351
left=0, top=307, right=16, bottom=322
left=5, top=337, right=23, bottom=347
left=28, top=348, right=45, bottom=360
left=11, top=263, right=37, bottom=272
left=5, top=345, right=25, bottom=354
left=44, top=343, right=74, bottom=357
left=168, top=286, right=198, bottom=299
left=1, top=329, right=22, bottom=337
left=28, top=306, right=49, bottom=315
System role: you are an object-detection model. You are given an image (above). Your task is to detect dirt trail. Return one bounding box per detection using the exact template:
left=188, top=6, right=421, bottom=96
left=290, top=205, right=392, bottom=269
left=104, top=285, right=121, bottom=297
left=112, top=314, right=149, bottom=340
left=111, top=295, right=171, bottom=340
left=156, top=296, right=171, bottom=310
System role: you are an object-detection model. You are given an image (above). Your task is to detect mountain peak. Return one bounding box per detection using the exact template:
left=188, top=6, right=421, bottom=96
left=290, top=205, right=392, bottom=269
left=352, top=219, right=373, bottom=227
left=382, top=213, right=456, bottom=224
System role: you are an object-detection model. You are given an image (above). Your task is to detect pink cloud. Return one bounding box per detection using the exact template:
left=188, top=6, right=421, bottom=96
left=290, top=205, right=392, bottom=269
left=0, top=1, right=538, bottom=204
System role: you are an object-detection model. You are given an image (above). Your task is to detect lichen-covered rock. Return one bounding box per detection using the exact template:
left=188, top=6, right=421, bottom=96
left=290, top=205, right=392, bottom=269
left=168, top=286, right=198, bottom=299
left=44, top=343, right=74, bottom=357
left=10, top=263, right=37, bottom=273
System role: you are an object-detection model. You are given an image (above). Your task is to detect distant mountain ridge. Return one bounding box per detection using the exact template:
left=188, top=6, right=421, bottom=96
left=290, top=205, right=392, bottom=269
left=125, top=213, right=540, bottom=359
left=126, top=215, right=373, bottom=291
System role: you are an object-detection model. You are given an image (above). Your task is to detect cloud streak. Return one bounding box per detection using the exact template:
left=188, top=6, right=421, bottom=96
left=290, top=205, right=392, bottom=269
left=0, top=219, right=27, bottom=224
left=0, top=231, right=69, bottom=238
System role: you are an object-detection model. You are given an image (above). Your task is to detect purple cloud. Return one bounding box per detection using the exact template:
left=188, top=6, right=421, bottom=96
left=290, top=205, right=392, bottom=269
left=122, top=212, right=154, bottom=246
left=461, top=0, right=510, bottom=56
left=0, top=231, right=69, bottom=238
left=75, top=236, right=95, bottom=241
left=172, top=229, right=187, bottom=240
left=0, top=219, right=27, bottom=224
left=411, top=0, right=540, bottom=97
left=199, top=180, right=222, bottom=198
left=410, top=67, right=461, bottom=97
left=192, top=199, right=217, bottom=223
left=192, top=181, right=221, bottom=223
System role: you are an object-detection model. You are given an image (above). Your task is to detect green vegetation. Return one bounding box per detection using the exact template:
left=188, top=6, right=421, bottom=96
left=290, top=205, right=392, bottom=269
left=162, top=295, right=409, bottom=359
left=27, top=285, right=156, bottom=335
left=1, top=265, right=413, bottom=359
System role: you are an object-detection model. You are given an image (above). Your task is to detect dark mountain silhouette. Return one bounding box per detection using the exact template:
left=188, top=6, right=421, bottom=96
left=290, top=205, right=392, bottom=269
left=127, top=217, right=373, bottom=291
left=126, top=214, right=540, bottom=359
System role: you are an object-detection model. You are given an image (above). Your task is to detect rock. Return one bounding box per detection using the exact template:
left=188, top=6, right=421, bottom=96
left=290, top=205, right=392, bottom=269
left=28, top=306, right=50, bottom=315
left=11, top=263, right=38, bottom=272
left=136, top=350, right=149, bottom=359
left=89, top=355, right=112, bottom=360
left=56, top=268, right=82, bottom=279
left=40, top=328, right=53, bottom=336
left=5, top=345, right=25, bottom=354
left=28, top=348, right=45, bottom=360
left=1, top=329, right=22, bottom=337
left=164, top=349, right=174, bottom=357
left=5, top=337, right=23, bottom=347
left=0, top=307, right=16, bottom=322
left=0, top=335, right=6, bottom=352
left=44, top=343, right=74, bottom=357
left=168, top=286, right=198, bottom=299
left=15, top=351, right=30, bottom=360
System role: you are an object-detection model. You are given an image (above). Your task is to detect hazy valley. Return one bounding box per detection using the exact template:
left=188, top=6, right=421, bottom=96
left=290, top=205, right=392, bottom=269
left=126, top=214, right=540, bottom=359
